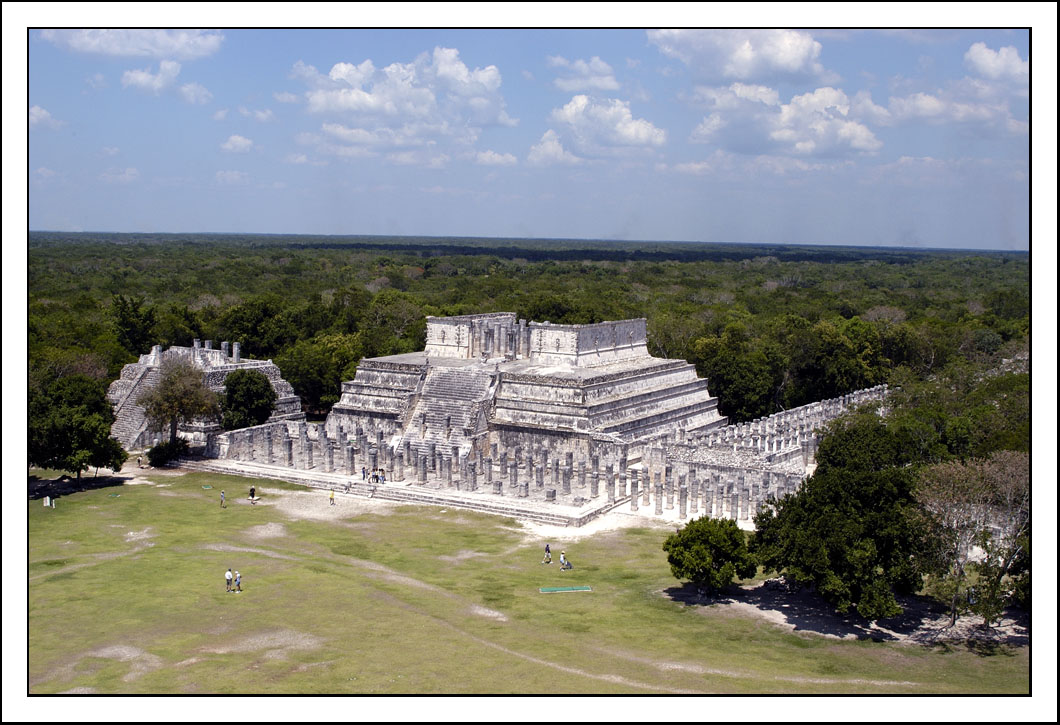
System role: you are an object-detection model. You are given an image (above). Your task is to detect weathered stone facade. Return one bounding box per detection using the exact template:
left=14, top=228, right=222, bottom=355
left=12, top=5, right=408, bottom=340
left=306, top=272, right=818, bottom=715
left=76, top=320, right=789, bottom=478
left=183, top=313, right=887, bottom=527
left=107, top=340, right=304, bottom=450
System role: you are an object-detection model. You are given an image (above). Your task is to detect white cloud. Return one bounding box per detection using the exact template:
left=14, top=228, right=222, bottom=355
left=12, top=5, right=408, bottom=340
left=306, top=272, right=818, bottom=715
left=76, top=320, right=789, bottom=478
left=285, top=153, right=309, bottom=164
left=528, top=130, right=582, bottom=166
left=273, top=91, right=299, bottom=103
left=41, top=29, right=223, bottom=60
left=29, top=105, right=63, bottom=129
left=238, top=106, right=274, bottom=122
left=212, top=109, right=228, bottom=121
left=221, top=134, right=253, bottom=153
left=548, top=95, right=666, bottom=155
left=215, top=170, right=249, bottom=184
left=99, top=167, right=140, bottom=183
left=86, top=73, right=107, bottom=89
left=887, top=89, right=1023, bottom=133
left=475, top=150, right=517, bottom=166
left=122, top=60, right=181, bottom=94
left=964, top=42, right=1028, bottom=83
left=689, top=84, right=881, bottom=157
left=548, top=55, right=620, bottom=92
left=295, top=46, right=516, bottom=166
left=648, top=29, right=831, bottom=82
left=180, top=82, right=212, bottom=105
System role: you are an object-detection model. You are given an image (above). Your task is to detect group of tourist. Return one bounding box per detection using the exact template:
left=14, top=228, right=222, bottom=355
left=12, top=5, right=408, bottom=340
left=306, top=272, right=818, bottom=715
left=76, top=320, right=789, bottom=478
left=541, top=544, right=573, bottom=570
left=224, top=567, right=242, bottom=593
left=361, top=467, right=386, bottom=484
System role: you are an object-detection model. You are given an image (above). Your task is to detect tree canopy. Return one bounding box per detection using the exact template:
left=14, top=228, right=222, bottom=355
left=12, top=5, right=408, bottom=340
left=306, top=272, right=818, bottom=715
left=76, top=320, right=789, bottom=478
left=752, top=415, right=928, bottom=621
left=28, top=373, right=127, bottom=479
left=663, top=517, right=757, bottom=593
left=220, top=369, right=277, bottom=431
left=137, top=358, right=220, bottom=443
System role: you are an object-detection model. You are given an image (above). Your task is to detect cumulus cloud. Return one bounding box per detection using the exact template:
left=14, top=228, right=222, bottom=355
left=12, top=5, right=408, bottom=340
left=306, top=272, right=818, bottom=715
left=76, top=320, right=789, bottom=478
left=221, top=134, right=253, bottom=152
left=548, top=95, right=666, bottom=156
left=215, top=170, right=249, bottom=184
left=180, top=82, right=212, bottom=104
left=475, top=150, right=517, bottom=166
left=29, top=105, right=63, bottom=129
left=964, top=42, right=1028, bottom=83
left=689, top=83, right=881, bottom=157
left=99, top=167, right=140, bottom=184
left=294, top=46, right=517, bottom=165
left=548, top=55, right=620, bottom=92
left=274, top=91, right=299, bottom=103
left=648, top=29, right=832, bottom=82
left=122, top=60, right=181, bottom=93
left=41, top=29, right=223, bottom=60
left=86, top=73, right=107, bottom=89
left=239, top=106, right=274, bottom=122
left=212, top=109, right=228, bottom=121
left=887, top=89, right=1025, bottom=132
left=528, top=129, right=582, bottom=166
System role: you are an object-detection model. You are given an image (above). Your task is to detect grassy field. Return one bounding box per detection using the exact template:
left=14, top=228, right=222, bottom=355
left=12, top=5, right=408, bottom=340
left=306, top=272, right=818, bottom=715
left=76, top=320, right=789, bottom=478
left=26, top=468, right=1029, bottom=695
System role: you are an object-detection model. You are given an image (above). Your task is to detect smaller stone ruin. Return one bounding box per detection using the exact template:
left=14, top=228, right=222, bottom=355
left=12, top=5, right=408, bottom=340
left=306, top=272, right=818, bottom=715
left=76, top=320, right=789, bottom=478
left=106, top=339, right=304, bottom=450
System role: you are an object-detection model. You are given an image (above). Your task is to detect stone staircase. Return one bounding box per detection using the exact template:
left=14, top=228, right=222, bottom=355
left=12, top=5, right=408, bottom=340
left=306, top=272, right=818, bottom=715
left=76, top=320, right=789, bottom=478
left=172, top=456, right=610, bottom=526
left=107, top=364, right=161, bottom=450
left=400, top=366, right=495, bottom=459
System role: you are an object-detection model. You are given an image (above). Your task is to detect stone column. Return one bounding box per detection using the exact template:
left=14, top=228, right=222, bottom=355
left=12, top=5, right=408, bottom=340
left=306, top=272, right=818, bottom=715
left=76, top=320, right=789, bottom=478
left=395, top=451, right=405, bottom=482
left=561, top=466, right=572, bottom=495
left=485, top=458, right=493, bottom=484
left=536, top=464, right=544, bottom=488
left=590, top=468, right=599, bottom=499
left=552, top=458, right=560, bottom=487
left=654, top=475, right=663, bottom=515
left=493, top=480, right=503, bottom=496
left=578, top=460, right=587, bottom=489
left=618, top=468, right=627, bottom=498
left=679, top=485, right=688, bottom=519
left=689, top=473, right=699, bottom=515
left=468, top=461, right=478, bottom=491
left=665, top=466, right=674, bottom=510
left=446, top=456, right=454, bottom=487
left=418, top=455, right=428, bottom=483
left=642, top=469, right=651, bottom=507
left=630, top=472, right=639, bottom=512
left=285, top=435, right=293, bottom=467
left=605, top=464, right=615, bottom=503
left=265, top=427, right=274, bottom=465
left=509, top=460, right=518, bottom=489
left=325, top=440, right=334, bottom=473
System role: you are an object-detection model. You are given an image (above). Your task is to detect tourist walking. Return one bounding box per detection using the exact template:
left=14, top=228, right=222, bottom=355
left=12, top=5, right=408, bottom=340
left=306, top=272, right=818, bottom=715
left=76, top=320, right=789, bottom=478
left=542, top=543, right=552, bottom=564
left=234, top=570, right=242, bottom=593
left=560, top=551, right=572, bottom=571
left=249, top=486, right=256, bottom=504
left=225, top=568, right=233, bottom=592
left=330, top=489, right=336, bottom=506
left=362, top=466, right=367, bottom=480
left=220, top=490, right=226, bottom=508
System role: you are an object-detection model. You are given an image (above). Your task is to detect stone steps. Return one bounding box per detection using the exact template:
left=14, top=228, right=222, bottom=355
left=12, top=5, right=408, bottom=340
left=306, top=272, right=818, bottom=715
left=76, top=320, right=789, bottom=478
left=172, top=457, right=614, bottom=526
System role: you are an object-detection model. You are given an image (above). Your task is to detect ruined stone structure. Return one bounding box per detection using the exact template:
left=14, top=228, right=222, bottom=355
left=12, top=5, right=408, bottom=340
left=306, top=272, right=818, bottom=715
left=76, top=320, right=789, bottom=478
left=107, top=339, right=304, bottom=450
left=187, top=313, right=887, bottom=527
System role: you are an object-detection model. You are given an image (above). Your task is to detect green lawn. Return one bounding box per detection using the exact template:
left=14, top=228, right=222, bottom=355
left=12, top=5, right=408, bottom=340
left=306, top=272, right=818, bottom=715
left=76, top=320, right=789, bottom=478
left=27, top=470, right=1029, bottom=694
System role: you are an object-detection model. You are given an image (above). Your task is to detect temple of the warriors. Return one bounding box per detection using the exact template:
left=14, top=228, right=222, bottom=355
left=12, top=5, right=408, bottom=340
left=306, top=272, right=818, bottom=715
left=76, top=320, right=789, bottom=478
left=113, top=314, right=887, bottom=527
left=106, top=340, right=304, bottom=450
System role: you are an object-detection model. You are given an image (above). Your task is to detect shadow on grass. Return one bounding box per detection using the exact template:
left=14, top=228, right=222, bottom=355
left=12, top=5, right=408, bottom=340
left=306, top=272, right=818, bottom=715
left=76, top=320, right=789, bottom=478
left=663, top=578, right=1029, bottom=653
left=28, top=472, right=127, bottom=501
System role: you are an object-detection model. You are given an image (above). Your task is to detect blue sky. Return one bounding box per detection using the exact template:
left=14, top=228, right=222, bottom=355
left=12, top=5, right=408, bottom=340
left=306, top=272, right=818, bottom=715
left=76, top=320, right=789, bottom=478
left=18, top=21, right=1044, bottom=250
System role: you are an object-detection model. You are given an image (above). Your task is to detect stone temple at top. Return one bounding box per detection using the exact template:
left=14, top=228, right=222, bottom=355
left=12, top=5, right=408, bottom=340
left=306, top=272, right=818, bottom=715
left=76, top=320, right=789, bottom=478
left=325, top=312, right=727, bottom=459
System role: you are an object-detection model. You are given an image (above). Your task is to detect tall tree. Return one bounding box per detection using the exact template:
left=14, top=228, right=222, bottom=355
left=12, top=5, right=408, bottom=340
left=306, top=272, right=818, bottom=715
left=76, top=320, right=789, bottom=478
left=663, top=517, right=757, bottom=593
left=752, top=415, right=927, bottom=620
left=29, top=373, right=128, bottom=480
left=220, top=369, right=277, bottom=430
left=111, top=294, right=157, bottom=355
left=137, top=358, right=220, bottom=444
